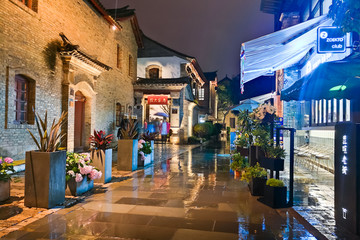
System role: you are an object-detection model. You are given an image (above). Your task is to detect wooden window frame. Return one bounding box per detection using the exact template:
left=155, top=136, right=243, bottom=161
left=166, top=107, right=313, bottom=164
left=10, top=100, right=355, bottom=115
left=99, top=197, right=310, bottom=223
left=148, top=68, right=159, bottom=79
left=14, top=75, right=29, bottom=124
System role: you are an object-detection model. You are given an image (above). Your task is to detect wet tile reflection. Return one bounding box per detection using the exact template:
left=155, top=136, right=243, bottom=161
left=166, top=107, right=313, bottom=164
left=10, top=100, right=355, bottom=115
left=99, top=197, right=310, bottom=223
left=4, top=145, right=316, bottom=239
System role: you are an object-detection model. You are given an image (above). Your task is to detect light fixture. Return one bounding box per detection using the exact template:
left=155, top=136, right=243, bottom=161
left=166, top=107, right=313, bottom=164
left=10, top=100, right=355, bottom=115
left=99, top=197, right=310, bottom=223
left=329, top=85, right=346, bottom=91
left=112, top=25, right=117, bottom=31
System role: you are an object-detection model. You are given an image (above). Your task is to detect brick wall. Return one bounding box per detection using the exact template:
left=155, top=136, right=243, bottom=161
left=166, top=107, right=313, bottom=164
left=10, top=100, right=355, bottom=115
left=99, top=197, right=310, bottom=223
left=0, top=0, right=138, bottom=159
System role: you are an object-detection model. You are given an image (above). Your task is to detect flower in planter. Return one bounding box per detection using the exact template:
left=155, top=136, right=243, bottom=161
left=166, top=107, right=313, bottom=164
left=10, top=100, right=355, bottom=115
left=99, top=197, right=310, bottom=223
left=89, top=130, right=113, bottom=150
left=0, top=157, right=15, bottom=182
left=138, top=139, right=152, bottom=160
left=241, top=163, right=267, bottom=183
left=66, top=152, right=102, bottom=183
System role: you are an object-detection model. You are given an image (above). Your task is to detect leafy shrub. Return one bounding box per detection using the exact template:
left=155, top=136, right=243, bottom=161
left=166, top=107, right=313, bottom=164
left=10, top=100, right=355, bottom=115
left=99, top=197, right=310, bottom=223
left=188, top=136, right=201, bottom=144
left=264, top=144, right=286, bottom=159
left=266, top=178, right=285, bottom=187
left=230, top=153, right=248, bottom=171
left=213, top=123, right=223, bottom=135
left=241, top=162, right=267, bottom=183
left=193, top=122, right=215, bottom=139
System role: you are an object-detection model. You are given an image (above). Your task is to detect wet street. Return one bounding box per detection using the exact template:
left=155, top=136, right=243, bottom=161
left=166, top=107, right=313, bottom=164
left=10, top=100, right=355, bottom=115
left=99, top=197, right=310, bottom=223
left=3, top=145, right=316, bottom=239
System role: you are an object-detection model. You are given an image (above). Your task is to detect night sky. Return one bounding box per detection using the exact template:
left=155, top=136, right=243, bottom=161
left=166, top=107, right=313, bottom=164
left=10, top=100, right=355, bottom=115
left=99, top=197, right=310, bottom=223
left=100, top=0, right=274, bottom=80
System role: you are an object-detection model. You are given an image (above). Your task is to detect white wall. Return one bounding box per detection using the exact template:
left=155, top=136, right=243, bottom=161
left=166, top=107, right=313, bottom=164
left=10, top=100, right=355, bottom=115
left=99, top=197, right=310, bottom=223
left=137, top=56, right=189, bottom=78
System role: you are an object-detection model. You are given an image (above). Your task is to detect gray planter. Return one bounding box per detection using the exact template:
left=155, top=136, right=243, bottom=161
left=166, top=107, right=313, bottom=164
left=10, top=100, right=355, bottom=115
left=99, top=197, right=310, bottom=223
left=25, top=151, right=66, bottom=208
left=66, top=176, right=94, bottom=196
left=91, top=149, right=112, bottom=183
left=0, top=180, right=10, bottom=202
left=117, top=139, right=138, bottom=171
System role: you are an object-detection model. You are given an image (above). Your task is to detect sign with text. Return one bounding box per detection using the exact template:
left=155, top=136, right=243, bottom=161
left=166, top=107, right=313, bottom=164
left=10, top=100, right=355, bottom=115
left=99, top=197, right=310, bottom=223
left=317, top=27, right=346, bottom=53
left=334, top=123, right=360, bottom=235
left=147, top=96, right=168, bottom=105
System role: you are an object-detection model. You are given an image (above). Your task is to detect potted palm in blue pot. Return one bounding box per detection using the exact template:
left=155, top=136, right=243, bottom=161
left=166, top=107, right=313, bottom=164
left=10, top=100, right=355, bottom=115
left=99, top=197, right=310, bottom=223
left=26, top=111, right=67, bottom=208
left=117, top=118, right=139, bottom=171
left=90, top=130, right=113, bottom=184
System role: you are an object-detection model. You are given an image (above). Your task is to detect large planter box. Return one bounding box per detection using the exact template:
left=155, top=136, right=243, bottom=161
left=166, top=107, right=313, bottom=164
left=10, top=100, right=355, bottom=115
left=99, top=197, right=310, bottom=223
left=249, top=177, right=267, bottom=196
left=0, top=180, right=10, bottom=202
left=249, top=146, right=265, bottom=166
left=91, top=149, right=112, bottom=184
left=117, top=139, right=138, bottom=171
left=66, top=176, right=94, bottom=196
left=263, top=185, right=287, bottom=208
left=138, top=153, right=151, bottom=167
left=260, top=158, right=284, bottom=171
left=150, top=140, right=155, bottom=163
left=25, top=151, right=66, bottom=208
left=236, top=147, right=249, bottom=156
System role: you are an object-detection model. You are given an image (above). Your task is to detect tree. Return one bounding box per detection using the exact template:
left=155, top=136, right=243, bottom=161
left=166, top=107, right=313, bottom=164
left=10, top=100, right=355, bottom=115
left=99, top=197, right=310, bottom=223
left=329, top=0, right=360, bottom=34
left=217, top=84, right=233, bottom=122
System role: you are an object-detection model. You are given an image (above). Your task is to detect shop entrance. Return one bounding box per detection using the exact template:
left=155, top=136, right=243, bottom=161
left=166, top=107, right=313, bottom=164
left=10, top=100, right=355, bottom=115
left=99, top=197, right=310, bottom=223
left=74, top=91, right=86, bottom=152
left=145, top=95, right=171, bottom=135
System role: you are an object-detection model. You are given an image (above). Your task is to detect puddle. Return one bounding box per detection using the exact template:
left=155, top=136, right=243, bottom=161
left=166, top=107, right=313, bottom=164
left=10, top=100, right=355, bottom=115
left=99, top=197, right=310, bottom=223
left=0, top=206, right=23, bottom=220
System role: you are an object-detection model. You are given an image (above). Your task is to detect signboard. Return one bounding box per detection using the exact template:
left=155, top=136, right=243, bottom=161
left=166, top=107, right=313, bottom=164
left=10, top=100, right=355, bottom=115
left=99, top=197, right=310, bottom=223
left=334, top=123, right=360, bottom=234
left=317, top=27, right=346, bottom=53
left=147, top=96, right=168, bottom=105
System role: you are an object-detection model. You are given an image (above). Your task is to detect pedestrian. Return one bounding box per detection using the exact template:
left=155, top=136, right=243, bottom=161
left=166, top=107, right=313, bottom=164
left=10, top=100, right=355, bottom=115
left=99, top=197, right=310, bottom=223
left=160, top=117, right=168, bottom=144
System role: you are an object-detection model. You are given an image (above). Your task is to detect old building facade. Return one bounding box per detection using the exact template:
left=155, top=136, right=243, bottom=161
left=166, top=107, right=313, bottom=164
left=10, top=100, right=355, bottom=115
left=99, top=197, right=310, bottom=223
left=134, top=35, right=206, bottom=143
left=0, top=0, right=141, bottom=159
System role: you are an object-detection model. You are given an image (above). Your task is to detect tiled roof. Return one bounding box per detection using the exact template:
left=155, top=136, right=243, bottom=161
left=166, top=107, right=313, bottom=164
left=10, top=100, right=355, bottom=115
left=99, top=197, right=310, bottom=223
left=204, top=71, right=218, bottom=81
left=135, top=77, right=191, bottom=85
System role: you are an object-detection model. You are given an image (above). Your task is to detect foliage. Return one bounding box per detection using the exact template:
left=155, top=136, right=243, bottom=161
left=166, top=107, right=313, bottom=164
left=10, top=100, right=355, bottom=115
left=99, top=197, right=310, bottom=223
left=213, top=123, right=223, bottom=135
left=266, top=178, right=285, bottom=187
left=138, top=139, right=152, bottom=161
left=118, top=118, right=138, bottom=139
left=237, top=110, right=254, bottom=145
left=27, top=111, right=67, bottom=152
left=252, top=126, right=270, bottom=147
left=65, top=152, right=102, bottom=183
left=263, top=144, right=286, bottom=159
left=141, top=130, right=158, bottom=141
left=230, top=153, right=248, bottom=171
left=89, top=130, right=113, bottom=150
left=193, top=122, right=215, bottom=139
left=241, top=163, right=267, bottom=183
left=235, top=134, right=249, bottom=148
left=43, top=40, right=61, bottom=71
left=329, top=0, right=360, bottom=34
left=0, top=157, right=15, bottom=182
left=188, top=136, right=202, bottom=144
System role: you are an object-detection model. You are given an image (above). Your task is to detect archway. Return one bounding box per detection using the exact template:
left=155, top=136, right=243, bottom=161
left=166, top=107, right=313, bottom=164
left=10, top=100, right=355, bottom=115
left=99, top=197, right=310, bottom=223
left=74, top=91, right=86, bottom=151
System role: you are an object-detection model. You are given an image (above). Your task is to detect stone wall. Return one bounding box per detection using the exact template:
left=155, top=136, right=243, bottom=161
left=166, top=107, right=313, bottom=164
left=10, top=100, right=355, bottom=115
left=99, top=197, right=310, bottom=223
left=0, top=0, right=137, bottom=159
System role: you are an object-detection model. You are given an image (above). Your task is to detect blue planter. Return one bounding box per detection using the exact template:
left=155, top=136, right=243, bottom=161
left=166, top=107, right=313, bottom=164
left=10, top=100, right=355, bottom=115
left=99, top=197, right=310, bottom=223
left=91, top=149, right=112, bottom=184
left=150, top=140, right=155, bottom=163
left=66, top=176, right=94, bottom=197
left=117, top=139, right=138, bottom=171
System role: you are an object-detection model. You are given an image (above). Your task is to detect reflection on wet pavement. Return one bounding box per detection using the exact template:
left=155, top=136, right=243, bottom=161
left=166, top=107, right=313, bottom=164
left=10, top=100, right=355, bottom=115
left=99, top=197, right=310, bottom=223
left=3, top=145, right=316, bottom=239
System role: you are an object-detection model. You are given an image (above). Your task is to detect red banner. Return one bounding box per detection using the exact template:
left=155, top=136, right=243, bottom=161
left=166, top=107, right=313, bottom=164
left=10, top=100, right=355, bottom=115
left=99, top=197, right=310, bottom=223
left=148, top=96, right=168, bottom=105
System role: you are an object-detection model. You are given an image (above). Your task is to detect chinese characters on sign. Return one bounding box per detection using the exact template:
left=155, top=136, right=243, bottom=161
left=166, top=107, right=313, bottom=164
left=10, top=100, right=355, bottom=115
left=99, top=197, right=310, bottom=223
left=147, top=96, right=168, bottom=105
left=342, top=135, right=348, bottom=175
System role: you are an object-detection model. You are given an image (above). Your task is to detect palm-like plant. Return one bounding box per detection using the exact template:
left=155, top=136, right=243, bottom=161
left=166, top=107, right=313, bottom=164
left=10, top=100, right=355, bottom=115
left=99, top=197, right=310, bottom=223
left=118, top=118, right=138, bottom=139
left=27, top=111, right=67, bottom=152
left=89, top=130, right=113, bottom=150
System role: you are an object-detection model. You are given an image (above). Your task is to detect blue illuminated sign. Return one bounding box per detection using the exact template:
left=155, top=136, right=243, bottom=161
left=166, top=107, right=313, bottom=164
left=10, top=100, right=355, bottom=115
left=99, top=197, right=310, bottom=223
left=317, top=27, right=346, bottom=53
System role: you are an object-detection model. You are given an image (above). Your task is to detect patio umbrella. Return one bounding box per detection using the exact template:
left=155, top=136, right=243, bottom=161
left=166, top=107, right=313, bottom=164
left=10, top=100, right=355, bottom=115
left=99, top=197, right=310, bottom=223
left=154, top=112, right=169, bottom=118
left=235, top=99, right=259, bottom=112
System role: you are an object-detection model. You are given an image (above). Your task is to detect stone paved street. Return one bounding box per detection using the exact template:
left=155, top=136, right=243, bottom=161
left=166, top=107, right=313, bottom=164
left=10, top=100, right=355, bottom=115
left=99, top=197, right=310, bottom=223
left=2, top=144, right=317, bottom=239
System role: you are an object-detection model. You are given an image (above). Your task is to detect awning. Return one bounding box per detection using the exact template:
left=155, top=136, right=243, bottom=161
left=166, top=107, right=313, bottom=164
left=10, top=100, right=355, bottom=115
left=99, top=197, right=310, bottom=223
left=241, top=15, right=333, bottom=83
left=281, top=53, right=360, bottom=101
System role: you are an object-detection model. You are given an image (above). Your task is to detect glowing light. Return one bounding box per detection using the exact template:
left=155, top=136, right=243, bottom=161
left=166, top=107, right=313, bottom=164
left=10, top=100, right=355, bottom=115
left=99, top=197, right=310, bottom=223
left=329, top=85, right=346, bottom=91
left=112, top=25, right=117, bottom=31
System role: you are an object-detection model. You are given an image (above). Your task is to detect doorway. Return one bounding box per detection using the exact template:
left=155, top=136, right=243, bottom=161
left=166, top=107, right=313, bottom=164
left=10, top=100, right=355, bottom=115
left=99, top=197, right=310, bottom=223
left=74, top=91, right=86, bottom=152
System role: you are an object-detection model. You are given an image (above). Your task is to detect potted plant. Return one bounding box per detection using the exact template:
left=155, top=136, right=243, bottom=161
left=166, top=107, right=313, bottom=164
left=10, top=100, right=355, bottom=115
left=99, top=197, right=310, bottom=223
left=89, top=130, right=113, bottom=184
left=26, top=111, right=67, bottom=208
left=65, top=152, right=102, bottom=196
left=235, top=134, right=249, bottom=156
left=138, top=139, right=153, bottom=167
left=259, top=144, right=286, bottom=171
left=230, top=153, right=248, bottom=178
left=141, top=131, right=158, bottom=163
left=117, top=118, right=139, bottom=171
left=263, top=178, right=287, bottom=208
left=241, top=163, right=267, bottom=196
left=0, top=157, right=15, bottom=201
